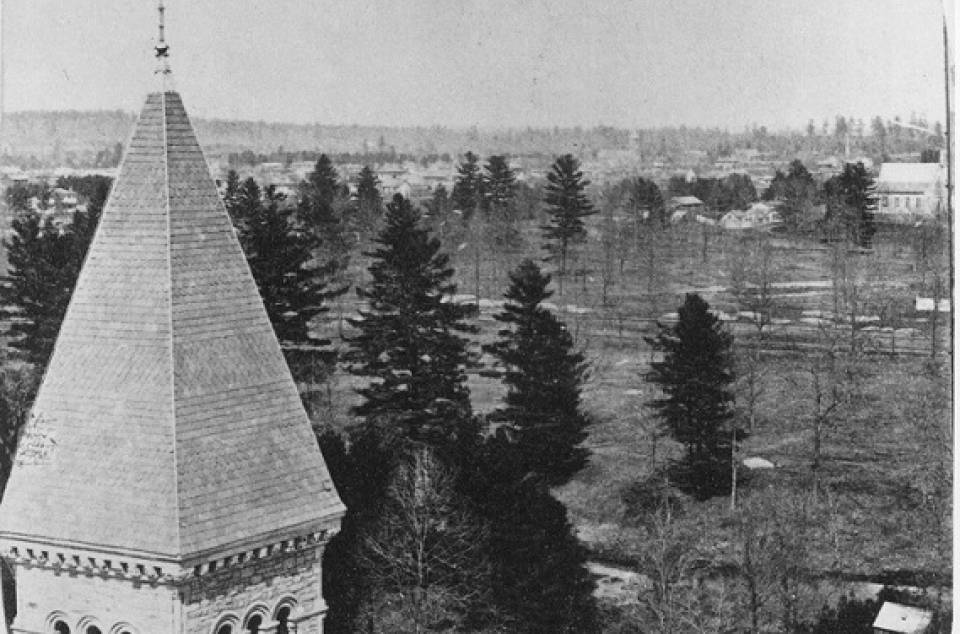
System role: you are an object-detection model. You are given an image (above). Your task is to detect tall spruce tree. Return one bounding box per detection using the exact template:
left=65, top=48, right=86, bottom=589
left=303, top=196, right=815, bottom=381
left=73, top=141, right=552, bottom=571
left=468, top=433, right=600, bottom=633
left=0, top=179, right=108, bottom=368
left=224, top=175, right=345, bottom=381
left=629, top=176, right=666, bottom=225
left=298, top=154, right=350, bottom=256
left=645, top=293, right=738, bottom=498
left=482, top=154, right=517, bottom=215
left=822, top=161, right=877, bottom=248
left=353, top=164, right=383, bottom=237
left=451, top=151, right=482, bottom=216
left=541, top=154, right=595, bottom=292
left=485, top=259, right=590, bottom=486
left=764, top=159, right=817, bottom=231
left=346, top=194, right=477, bottom=446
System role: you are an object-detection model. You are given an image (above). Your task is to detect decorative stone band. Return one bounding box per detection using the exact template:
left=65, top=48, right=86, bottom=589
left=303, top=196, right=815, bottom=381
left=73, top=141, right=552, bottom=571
left=188, top=529, right=332, bottom=580
left=1, top=527, right=333, bottom=586
left=5, top=544, right=177, bottom=585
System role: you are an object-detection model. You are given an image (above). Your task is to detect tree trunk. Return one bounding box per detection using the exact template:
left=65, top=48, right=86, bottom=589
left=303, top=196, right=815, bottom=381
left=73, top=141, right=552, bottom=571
left=730, top=423, right=738, bottom=511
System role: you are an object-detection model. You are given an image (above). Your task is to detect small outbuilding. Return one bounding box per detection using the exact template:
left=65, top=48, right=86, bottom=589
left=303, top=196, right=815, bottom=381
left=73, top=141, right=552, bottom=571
left=872, top=601, right=932, bottom=634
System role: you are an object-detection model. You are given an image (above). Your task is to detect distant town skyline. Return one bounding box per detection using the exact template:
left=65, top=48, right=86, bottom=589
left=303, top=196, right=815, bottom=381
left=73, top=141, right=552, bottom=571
left=0, top=0, right=952, bottom=131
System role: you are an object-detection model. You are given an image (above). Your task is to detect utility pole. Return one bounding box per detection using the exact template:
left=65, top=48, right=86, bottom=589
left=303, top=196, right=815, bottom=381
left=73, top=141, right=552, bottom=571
left=942, top=13, right=953, bottom=368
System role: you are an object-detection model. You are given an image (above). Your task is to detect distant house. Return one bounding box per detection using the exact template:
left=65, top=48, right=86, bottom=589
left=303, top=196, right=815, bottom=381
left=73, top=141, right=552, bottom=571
left=816, top=156, right=843, bottom=177
left=872, top=601, right=932, bottom=634
left=719, top=202, right=783, bottom=230
left=668, top=196, right=704, bottom=223
left=875, top=163, right=945, bottom=222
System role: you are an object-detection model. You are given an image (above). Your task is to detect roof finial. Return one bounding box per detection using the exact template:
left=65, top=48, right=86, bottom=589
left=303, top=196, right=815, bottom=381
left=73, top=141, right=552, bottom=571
left=155, top=1, right=171, bottom=78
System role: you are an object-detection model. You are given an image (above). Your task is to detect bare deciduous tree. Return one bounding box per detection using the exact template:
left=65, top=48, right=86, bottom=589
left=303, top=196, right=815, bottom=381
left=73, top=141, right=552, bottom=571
left=736, top=489, right=819, bottom=633
left=358, top=447, right=492, bottom=633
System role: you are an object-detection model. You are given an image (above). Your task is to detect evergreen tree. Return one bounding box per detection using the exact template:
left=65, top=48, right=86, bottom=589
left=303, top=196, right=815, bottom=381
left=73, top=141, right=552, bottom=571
left=225, top=176, right=345, bottom=380
left=0, top=181, right=107, bottom=368
left=645, top=293, right=738, bottom=498
left=299, top=154, right=350, bottom=256
left=482, top=154, right=517, bottom=215
left=718, top=173, right=757, bottom=212
left=468, top=433, right=600, bottom=633
left=485, top=260, right=590, bottom=486
left=764, top=160, right=817, bottom=231
left=822, top=161, right=877, bottom=248
left=0, top=367, right=39, bottom=495
left=345, top=194, right=477, bottom=446
left=629, top=177, right=666, bottom=225
left=222, top=168, right=241, bottom=211
left=351, top=165, right=383, bottom=239
left=541, top=154, right=595, bottom=291
left=451, top=151, right=482, bottom=216
left=320, top=423, right=402, bottom=634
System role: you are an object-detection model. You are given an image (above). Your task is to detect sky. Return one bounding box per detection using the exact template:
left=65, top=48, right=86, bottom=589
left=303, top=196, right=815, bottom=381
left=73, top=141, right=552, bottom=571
left=0, top=0, right=952, bottom=131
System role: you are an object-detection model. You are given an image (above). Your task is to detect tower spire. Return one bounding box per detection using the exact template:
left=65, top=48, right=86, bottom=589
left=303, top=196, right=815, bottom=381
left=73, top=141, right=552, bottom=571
left=155, top=1, right=171, bottom=79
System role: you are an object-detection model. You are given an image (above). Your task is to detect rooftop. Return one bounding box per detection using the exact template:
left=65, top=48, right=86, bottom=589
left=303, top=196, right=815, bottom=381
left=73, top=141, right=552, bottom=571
left=0, top=91, right=344, bottom=566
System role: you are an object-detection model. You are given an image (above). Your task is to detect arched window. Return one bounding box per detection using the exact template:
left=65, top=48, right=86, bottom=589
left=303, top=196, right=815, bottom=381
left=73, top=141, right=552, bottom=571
left=245, top=615, right=262, bottom=633
left=275, top=607, right=290, bottom=634
left=213, top=614, right=240, bottom=634
left=53, top=622, right=70, bottom=634
left=87, top=628, right=102, bottom=634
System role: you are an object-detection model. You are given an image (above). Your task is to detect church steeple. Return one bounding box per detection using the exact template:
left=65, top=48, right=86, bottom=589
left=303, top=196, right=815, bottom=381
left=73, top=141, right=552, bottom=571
left=0, top=6, right=343, bottom=633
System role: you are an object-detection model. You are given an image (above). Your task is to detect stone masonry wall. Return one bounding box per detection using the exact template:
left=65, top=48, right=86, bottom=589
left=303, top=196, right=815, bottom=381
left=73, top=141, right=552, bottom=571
left=180, top=545, right=325, bottom=634
left=8, top=562, right=178, bottom=633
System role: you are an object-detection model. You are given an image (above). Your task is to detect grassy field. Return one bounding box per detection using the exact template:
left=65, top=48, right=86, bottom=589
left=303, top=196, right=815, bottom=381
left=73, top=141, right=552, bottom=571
left=314, top=215, right=952, bottom=603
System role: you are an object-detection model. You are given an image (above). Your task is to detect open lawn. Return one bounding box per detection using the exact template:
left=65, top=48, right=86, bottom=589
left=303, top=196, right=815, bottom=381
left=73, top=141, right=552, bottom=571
left=314, top=215, right=951, bottom=603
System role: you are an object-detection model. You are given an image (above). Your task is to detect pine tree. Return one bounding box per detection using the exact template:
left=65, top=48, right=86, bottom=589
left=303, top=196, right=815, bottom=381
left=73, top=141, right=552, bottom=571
left=541, top=154, right=595, bottom=292
left=765, top=160, right=817, bottom=231
left=451, top=151, right=482, bottom=216
left=225, top=176, right=345, bottom=381
left=0, top=182, right=106, bottom=368
left=645, top=293, right=738, bottom=498
left=222, top=168, right=241, bottom=211
left=0, top=367, right=39, bottom=494
left=298, top=154, right=350, bottom=256
left=346, top=194, right=477, bottom=446
left=485, top=260, right=590, bottom=486
left=482, top=154, right=517, bottom=215
left=823, top=162, right=877, bottom=248
left=629, top=177, right=666, bottom=225
left=468, top=433, right=599, bottom=633
left=354, top=164, right=383, bottom=235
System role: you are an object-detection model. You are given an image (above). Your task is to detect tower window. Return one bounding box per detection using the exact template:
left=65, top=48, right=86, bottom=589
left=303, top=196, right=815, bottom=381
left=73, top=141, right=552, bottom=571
left=276, top=607, right=291, bottom=634
left=216, top=626, right=232, bottom=634
left=245, top=615, right=262, bottom=633
left=53, top=622, right=70, bottom=634
left=86, top=627, right=101, bottom=634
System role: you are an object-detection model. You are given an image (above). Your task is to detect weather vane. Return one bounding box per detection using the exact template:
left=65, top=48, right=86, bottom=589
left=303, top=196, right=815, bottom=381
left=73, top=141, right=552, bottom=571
left=155, top=1, right=171, bottom=76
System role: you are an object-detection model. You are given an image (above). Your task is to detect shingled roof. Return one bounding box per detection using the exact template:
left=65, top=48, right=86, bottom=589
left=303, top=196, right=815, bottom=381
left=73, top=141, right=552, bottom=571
left=0, top=91, right=344, bottom=565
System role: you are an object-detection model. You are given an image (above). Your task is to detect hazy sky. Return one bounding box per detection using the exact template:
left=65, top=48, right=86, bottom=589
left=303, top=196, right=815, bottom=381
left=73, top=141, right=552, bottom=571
left=0, top=0, right=951, bottom=130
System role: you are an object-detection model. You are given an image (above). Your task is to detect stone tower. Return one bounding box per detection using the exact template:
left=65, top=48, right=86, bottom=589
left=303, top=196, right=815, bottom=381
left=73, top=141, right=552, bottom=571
left=0, top=63, right=344, bottom=634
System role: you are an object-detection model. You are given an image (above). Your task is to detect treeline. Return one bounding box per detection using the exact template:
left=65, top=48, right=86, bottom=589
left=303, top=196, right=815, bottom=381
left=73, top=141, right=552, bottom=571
left=2, top=108, right=944, bottom=169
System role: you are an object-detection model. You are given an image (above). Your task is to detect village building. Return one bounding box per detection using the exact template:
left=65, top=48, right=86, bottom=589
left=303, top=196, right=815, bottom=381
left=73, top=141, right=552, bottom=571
left=0, top=10, right=344, bottom=634
left=875, top=162, right=945, bottom=222
left=668, top=195, right=705, bottom=222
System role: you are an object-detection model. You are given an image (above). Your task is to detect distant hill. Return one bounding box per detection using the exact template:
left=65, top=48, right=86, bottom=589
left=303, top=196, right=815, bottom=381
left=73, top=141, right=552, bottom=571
left=2, top=110, right=639, bottom=166
left=0, top=110, right=939, bottom=170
